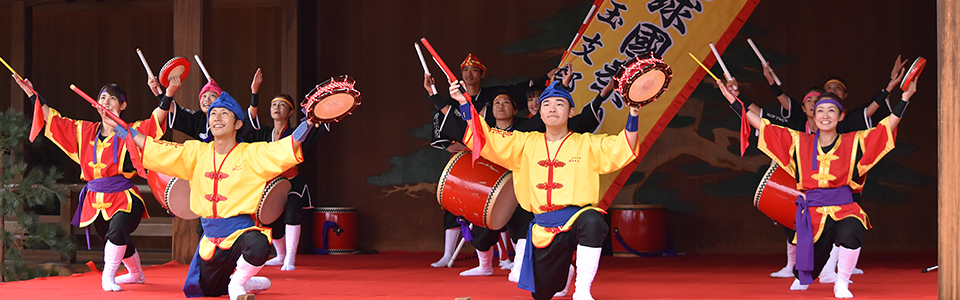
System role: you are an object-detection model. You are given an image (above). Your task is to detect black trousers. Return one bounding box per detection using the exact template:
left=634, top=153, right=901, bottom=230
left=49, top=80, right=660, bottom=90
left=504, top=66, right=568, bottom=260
left=531, top=209, right=607, bottom=300
left=470, top=206, right=534, bottom=251
left=792, top=217, right=865, bottom=279
left=92, top=196, right=145, bottom=259
left=199, top=231, right=270, bottom=297
left=443, top=210, right=459, bottom=229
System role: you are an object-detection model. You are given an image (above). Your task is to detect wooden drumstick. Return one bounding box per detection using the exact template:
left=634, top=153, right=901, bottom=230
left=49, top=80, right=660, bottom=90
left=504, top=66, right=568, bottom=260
left=136, top=48, right=155, bottom=79
left=688, top=53, right=719, bottom=82
left=194, top=54, right=213, bottom=81
left=415, top=42, right=438, bottom=95
left=747, top=38, right=781, bottom=86
left=709, top=43, right=734, bottom=82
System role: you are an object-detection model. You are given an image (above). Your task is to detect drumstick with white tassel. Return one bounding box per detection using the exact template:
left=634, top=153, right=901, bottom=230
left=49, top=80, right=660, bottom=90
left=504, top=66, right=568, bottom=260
left=747, top=38, right=782, bottom=86
left=415, top=43, right=438, bottom=95
left=194, top=54, right=213, bottom=81
left=708, top=43, right=734, bottom=82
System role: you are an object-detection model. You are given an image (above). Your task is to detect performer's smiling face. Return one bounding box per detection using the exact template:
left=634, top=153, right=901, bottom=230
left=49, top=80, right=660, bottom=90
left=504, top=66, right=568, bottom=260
left=814, top=101, right=844, bottom=132
left=492, top=95, right=517, bottom=121
left=461, top=66, right=484, bottom=86
left=270, top=100, right=294, bottom=121
left=97, top=91, right=126, bottom=126
left=207, top=107, right=242, bottom=137
left=526, top=91, right=541, bottom=115
left=199, top=91, right=219, bottom=114
left=539, top=97, right=574, bottom=127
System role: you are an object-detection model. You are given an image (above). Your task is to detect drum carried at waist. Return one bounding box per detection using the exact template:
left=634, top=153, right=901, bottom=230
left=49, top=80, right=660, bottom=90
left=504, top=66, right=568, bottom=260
left=146, top=171, right=198, bottom=220
left=436, top=151, right=518, bottom=230
left=754, top=162, right=803, bottom=230
left=302, top=75, right=361, bottom=124
left=609, top=204, right=667, bottom=256
left=256, top=177, right=291, bottom=224
left=614, top=52, right=673, bottom=107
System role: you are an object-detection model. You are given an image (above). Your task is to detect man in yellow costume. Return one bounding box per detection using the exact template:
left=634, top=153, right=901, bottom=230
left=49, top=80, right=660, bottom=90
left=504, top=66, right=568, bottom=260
left=449, top=81, right=641, bottom=300
left=124, top=91, right=312, bottom=300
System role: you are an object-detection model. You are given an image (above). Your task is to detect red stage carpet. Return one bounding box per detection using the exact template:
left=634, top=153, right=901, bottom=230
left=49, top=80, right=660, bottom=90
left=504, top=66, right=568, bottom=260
left=0, top=251, right=936, bottom=299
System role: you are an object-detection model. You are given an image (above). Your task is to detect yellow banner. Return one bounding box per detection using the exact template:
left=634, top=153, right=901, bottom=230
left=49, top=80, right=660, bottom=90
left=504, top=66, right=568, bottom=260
left=558, top=0, right=760, bottom=208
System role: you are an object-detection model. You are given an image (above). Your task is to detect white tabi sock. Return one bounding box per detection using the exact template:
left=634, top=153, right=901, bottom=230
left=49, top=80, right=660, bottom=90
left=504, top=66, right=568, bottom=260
left=508, top=239, right=526, bottom=283
left=834, top=247, right=861, bottom=298
left=282, top=224, right=300, bottom=271
left=115, top=249, right=145, bottom=284
left=432, top=228, right=459, bottom=267
left=572, top=245, right=602, bottom=300
left=554, top=264, right=575, bottom=297
left=771, top=242, right=797, bottom=278
left=229, top=256, right=266, bottom=300
left=459, top=249, right=494, bottom=276
left=265, top=237, right=285, bottom=266
left=820, top=244, right=840, bottom=283
left=102, top=241, right=126, bottom=292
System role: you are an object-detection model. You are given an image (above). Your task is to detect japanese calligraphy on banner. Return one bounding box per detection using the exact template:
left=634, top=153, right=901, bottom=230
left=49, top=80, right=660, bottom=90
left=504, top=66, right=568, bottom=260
left=559, top=0, right=760, bottom=209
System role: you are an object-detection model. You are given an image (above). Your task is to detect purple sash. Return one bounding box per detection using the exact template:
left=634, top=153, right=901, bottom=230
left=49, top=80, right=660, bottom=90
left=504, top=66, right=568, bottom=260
left=794, top=186, right=853, bottom=285
left=72, top=175, right=134, bottom=249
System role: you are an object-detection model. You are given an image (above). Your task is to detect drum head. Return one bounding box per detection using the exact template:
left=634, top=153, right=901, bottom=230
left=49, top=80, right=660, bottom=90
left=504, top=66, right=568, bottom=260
left=257, top=178, right=292, bottom=224
left=159, top=56, right=191, bottom=87
left=313, top=93, right=359, bottom=120
left=485, top=172, right=517, bottom=230
left=900, top=56, right=926, bottom=90
left=628, top=71, right=667, bottom=105
left=165, top=177, right=199, bottom=220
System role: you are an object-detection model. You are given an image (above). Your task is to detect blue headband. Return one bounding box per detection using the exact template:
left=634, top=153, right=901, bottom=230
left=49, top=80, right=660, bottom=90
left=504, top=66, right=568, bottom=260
left=814, top=98, right=843, bottom=111
left=538, top=81, right=574, bottom=108
left=207, top=91, right=245, bottom=122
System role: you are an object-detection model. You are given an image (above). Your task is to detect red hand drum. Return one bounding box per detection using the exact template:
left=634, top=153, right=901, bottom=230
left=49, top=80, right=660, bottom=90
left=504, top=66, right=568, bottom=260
left=437, top=151, right=518, bottom=230
left=754, top=162, right=802, bottom=230
left=302, top=75, right=361, bottom=123
left=614, top=52, right=673, bottom=107
left=158, top=56, right=190, bottom=88
left=146, top=171, right=199, bottom=220
left=312, top=207, right=358, bottom=254
left=609, top=204, right=667, bottom=256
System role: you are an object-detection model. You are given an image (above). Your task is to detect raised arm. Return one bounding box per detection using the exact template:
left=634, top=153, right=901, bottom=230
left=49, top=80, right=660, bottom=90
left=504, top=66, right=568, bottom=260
left=13, top=76, right=49, bottom=121
left=719, top=80, right=763, bottom=129
left=762, top=62, right=791, bottom=109
left=248, top=68, right=263, bottom=121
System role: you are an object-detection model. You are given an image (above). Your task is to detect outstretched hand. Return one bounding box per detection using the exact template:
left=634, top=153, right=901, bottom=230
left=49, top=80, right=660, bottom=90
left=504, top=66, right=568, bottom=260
left=165, top=76, right=181, bottom=97
left=13, top=75, right=35, bottom=97
left=561, top=63, right=574, bottom=87
left=762, top=62, right=776, bottom=85
left=147, top=77, right=162, bottom=96
left=448, top=80, right=468, bottom=104
left=718, top=80, right=737, bottom=105
left=887, top=55, right=907, bottom=92
left=251, top=68, right=263, bottom=94
left=903, top=76, right=918, bottom=101
left=423, top=73, right=436, bottom=94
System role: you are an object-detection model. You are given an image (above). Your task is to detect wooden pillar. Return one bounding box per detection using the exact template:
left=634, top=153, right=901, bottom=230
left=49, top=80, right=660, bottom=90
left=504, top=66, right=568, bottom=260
left=8, top=0, right=29, bottom=112
left=280, top=0, right=298, bottom=125
left=939, top=0, right=960, bottom=298
left=171, top=0, right=210, bottom=264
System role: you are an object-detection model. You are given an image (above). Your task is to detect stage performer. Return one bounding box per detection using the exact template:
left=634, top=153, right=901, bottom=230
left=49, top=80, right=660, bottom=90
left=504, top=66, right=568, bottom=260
left=126, top=91, right=309, bottom=299
left=151, top=69, right=258, bottom=141
left=451, top=80, right=641, bottom=300
left=718, top=75, right=917, bottom=298
left=13, top=75, right=178, bottom=291
left=246, top=92, right=328, bottom=271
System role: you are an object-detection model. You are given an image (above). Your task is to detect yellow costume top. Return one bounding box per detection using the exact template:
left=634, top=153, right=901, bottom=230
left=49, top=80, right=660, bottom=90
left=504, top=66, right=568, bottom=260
left=142, top=136, right=303, bottom=259
left=465, top=115, right=639, bottom=247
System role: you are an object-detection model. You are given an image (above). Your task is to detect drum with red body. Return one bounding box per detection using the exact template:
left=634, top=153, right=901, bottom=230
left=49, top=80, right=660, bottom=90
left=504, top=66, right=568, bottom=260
left=312, top=207, right=358, bottom=254
left=436, top=151, right=518, bottom=230
left=302, top=75, right=361, bottom=123
left=146, top=171, right=198, bottom=220
left=614, top=52, right=673, bottom=107
left=609, top=204, right=667, bottom=256
left=754, top=162, right=803, bottom=230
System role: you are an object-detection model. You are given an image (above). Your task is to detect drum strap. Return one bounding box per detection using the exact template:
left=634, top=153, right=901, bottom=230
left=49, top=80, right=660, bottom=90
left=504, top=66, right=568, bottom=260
left=794, top=186, right=853, bottom=285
